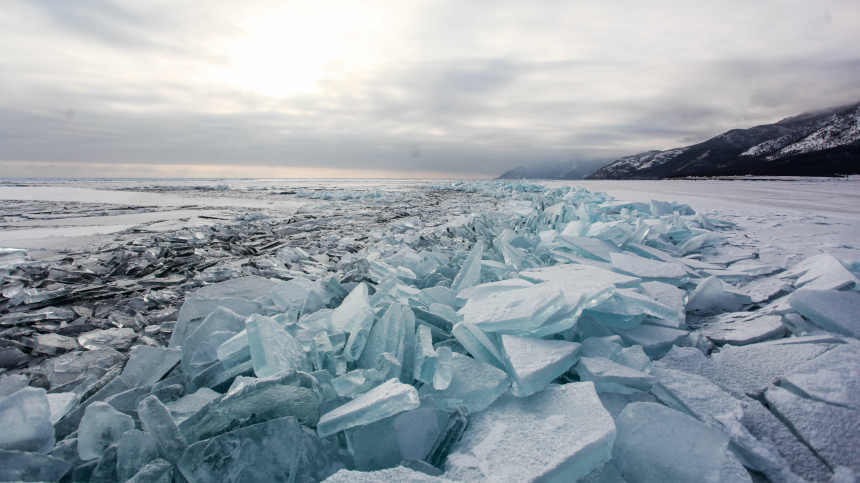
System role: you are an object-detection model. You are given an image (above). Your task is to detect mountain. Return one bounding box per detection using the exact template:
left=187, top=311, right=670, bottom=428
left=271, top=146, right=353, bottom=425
left=497, top=159, right=609, bottom=180
left=588, top=102, right=860, bottom=179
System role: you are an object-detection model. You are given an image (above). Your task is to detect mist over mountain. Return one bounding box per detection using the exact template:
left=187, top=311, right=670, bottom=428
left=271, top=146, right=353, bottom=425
left=496, top=159, right=610, bottom=180
left=588, top=102, right=860, bottom=179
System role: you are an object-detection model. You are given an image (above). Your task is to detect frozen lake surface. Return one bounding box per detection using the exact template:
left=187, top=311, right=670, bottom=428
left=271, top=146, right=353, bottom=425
left=0, top=177, right=858, bottom=482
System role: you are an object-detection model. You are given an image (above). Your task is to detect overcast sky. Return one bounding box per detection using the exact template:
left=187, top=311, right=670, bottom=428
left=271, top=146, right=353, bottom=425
left=1, top=0, right=859, bottom=178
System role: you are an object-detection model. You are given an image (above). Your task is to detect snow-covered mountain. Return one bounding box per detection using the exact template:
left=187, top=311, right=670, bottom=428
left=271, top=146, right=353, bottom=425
left=496, top=159, right=609, bottom=180
left=589, top=102, right=860, bottom=179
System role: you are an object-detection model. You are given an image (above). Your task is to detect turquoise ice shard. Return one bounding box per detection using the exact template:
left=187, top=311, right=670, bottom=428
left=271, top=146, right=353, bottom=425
left=519, top=263, right=640, bottom=289
left=612, top=323, right=689, bottom=358
left=454, top=279, right=533, bottom=308
left=610, top=252, right=688, bottom=285
left=46, top=392, right=78, bottom=425
left=343, top=299, right=377, bottom=362
left=179, top=416, right=351, bottom=483
left=179, top=370, right=322, bottom=442
left=317, top=379, right=420, bottom=437
left=790, top=290, right=860, bottom=338
left=165, top=388, right=220, bottom=424
left=615, top=289, right=685, bottom=325
left=641, top=281, right=686, bottom=314
left=499, top=334, right=581, bottom=397
left=614, top=345, right=651, bottom=373
left=414, top=325, right=438, bottom=384
left=116, top=430, right=159, bottom=482
left=699, top=312, right=786, bottom=346
left=180, top=306, right=245, bottom=377
left=444, top=383, right=615, bottom=482
left=451, top=322, right=505, bottom=370
left=121, top=346, right=182, bottom=388
left=581, top=337, right=623, bottom=360
left=331, top=283, right=373, bottom=333
left=613, top=402, right=729, bottom=483
left=575, top=357, right=656, bottom=393
left=0, top=387, right=54, bottom=454
left=451, top=242, right=483, bottom=293
left=246, top=313, right=311, bottom=377
left=556, top=235, right=621, bottom=262
left=77, top=402, right=134, bottom=460
left=331, top=370, right=367, bottom=397
left=170, top=287, right=265, bottom=348
left=418, top=352, right=510, bottom=413
left=357, top=303, right=408, bottom=371
left=269, top=277, right=326, bottom=309
left=137, top=395, right=187, bottom=464
left=312, top=331, right=337, bottom=375
left=458, top=283, right=565, bottom=333
left=126, top=458, right=172, bottom=483
left=433, top=347, right=453, bottom=390
left=0, top=450, right=72, bottom=483
left=686, top=276, right=738, bottom=313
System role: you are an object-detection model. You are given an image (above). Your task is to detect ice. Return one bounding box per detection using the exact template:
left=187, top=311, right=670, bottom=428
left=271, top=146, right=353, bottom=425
left=612, top=402, right=729, bottom=483
left=170, top=297, right=264, bottom=349
left=324, top=466, right=456, bottom=482
left=77, top=401, right=134, bottom=460
left=721, top=450, right=753, bottom=483
left=137, top=395, right=187, bottom=464
left=614, top=345, right=652, bottom=372
left=458, top=283, right=565, bottom=333
left=611, top=323, right=689, bottom=358
left=0, top=387, right=55, bottom=454
left=78, top=327, right=137, bottom=350
left=686, top=276, right=740, bottom=313
left=331, top=283, right=373, bottom=333
left=180, top=306, right=245, bottom=377
left=584, top=293, right=647, bottom=329
left=126, top=458, right=172, bottom=483
left=357, top=303, right=411, bottom=371
left=610, top=252, right=688, bottom=285
left=519, top=263, right=640, bottom=289
left=454, top=279, right=533, bottom=308
left=780, top=342, right=860, bottom=411
left=180, top=370, right=322, bottom=442
left=0, top=374, right=29, bottom=398
left=556, top=235, right=621, bottom=262
left=698, top=312, right=787, bottom=346
left=790, top=290, right=860, bottom=338
left=0, top=450, right=72, bottom=482
left=179, top=416, right=350, bottom=483
left=46, top=392, right=78, bottom=424
left=444, top=383, right=615, bottom=482
left=332, top=370, right=368, bottom=397
left=451, top=242, right=484, bottom=293
left=418, top=353, right=510, bottom=413
left=246, top=313, right=311, bottom=377
left=317, top=379, right=420, bottom=437
left=766, top=385, right=860, bottom=474
left=425, top=406, right=469, bottom=468
left=414, top=325, right=439, bottom=384
left=343, top=297, right=377, bottom=362
left=499, top=334, right=581, bottom=396
left=451, top=322, right=505, bottom=370
left=121, top=346, right=182, bottom=388
left=116, top=430, right=159, bottom=482
left=780, top=253, right=860, bottom=291
left=658, top=338, right=840, bottom=399
left=433, top=346, right=453, bottom=390
left=575, top=357, right=655, bottom=393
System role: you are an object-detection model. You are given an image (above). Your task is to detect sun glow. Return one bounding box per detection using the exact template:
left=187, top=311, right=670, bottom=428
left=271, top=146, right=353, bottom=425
left=214, top=2, right=381, bottom=98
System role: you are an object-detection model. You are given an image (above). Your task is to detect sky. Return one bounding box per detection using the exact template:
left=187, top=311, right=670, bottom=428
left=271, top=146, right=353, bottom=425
left=1, top=0, right=859, bottom=179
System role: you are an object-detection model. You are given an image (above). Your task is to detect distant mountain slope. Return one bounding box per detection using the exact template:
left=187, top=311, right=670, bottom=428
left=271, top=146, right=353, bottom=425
left=588, top=102, right=860, bottom=179
left=497, top=159, right=609, bottom=180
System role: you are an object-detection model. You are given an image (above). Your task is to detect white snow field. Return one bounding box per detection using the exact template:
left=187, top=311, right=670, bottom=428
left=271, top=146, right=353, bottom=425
left=0, top=177, right=858, bottom=482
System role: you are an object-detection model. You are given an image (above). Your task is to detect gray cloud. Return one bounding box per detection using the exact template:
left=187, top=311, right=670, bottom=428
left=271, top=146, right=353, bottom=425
left=1, top=0, right=859, bottom=177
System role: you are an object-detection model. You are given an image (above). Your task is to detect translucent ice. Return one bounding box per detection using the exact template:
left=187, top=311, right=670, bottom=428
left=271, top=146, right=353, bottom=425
left=698, top=312, right=786, bottom=346
left=458, top=283, right=564, bottom=333
left=451, top=242, right=484, bottom=293
left=137, top=395, right=187, bottom=464
left=418, top=353, right=510, bottom=413
left=126, top=458, right=172, bottom=483
left=78, top=402, right=134, bottom=460
left=318, top=379, right=420, bottom=437
left=246, top=313, right=311, bottom=377
left=556, top=235, right=621, bottom=262
left=180, top=306, right=245, bottom=377
left=121, top=346, right=182, bottom=389
left=780, top=253, right=860, bottom=291
left=612, top=402, right=729, bottom=483
left=78, top=327, right=137, bottom=351
left=444, top=383, right=615, bottom=482
left=46, top=392, right=78, bottom=425
left=612, top=323, right=689, bottom=358
left=451, top=322, right=505, bottom=370
left=331, top=283, right=373, bottom=333
left=0, top=450, right=72, bottom=483
left=790, top=290, right=860, bottom=338
left=0, top=387, right=55, bottom=454
left=357, top=303, right=411, bottom=371
left=686, top=276, right=740, bottom=313
left=414, top=325, right=439, bottom=384
left=116, top=430, right=159, bottom=482
left=424, top=406, right=468, bottom=468
left=500, top=334, right=581, bottom=397
left=433, top=346, right=453, bottom=391
left=344, top=299, right=377, bottom=362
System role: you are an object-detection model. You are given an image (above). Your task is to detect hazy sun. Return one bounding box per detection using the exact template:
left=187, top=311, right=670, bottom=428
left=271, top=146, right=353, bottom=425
left=215, top=2, right=381, bottom=98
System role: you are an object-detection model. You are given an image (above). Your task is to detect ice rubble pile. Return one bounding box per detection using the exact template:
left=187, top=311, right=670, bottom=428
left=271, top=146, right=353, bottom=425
left=1, top=181, right=859, bottom=482
left=294, top=188, right=424, bottom=203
